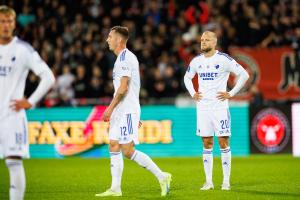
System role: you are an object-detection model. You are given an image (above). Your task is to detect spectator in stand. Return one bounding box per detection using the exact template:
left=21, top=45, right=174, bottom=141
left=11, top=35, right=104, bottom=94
left=56, top=64, right=75, bottom=105
left=73, top=64, right=88, bottom=99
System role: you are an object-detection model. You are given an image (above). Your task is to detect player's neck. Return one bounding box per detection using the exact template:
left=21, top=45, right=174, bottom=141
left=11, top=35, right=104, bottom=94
left=114, top=45, right=126, bottom=56
left=0, top=36, right=14, bottom=45
left=203, top=49, right=216, bottom=58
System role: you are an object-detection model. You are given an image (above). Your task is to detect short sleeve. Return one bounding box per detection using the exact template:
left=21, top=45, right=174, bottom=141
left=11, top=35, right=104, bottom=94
left=119, top=59, right=132, bottom=77
left=118, top=50, right=132, bottom=77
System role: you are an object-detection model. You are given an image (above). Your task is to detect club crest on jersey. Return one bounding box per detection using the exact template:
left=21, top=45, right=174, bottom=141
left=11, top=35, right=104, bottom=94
left=198, top=65, right=202, bottom=69
left=11, top=56, right=16, bottom=62
left=215, top=65, right=220, bottom=69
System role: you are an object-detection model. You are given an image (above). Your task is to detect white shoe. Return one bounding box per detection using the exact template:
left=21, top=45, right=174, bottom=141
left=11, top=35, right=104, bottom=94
left=200, top=182, right=214, bottom=190
left=95, top=189, right=122, bottom=197
left=159, top=172, right=172, bottom=196
left=221, top=183, right=230, bottom=190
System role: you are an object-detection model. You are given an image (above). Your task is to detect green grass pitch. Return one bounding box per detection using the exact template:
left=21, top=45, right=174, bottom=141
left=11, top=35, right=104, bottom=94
left=0, top=155, right=300, bottom=200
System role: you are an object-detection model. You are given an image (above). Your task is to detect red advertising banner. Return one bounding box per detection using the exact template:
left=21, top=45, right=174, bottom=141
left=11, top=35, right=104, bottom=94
left=229, top=47, right=300, bottom=100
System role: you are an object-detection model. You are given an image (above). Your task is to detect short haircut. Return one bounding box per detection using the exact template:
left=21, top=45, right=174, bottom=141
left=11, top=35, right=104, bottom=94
left=111, top=26, right=129, bottom=41
left=0, top=5, right=16, bottom=18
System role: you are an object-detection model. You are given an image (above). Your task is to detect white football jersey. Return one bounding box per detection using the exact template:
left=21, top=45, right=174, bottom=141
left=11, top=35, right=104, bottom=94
left=0, top=37, right=50, bottom=120
left=185, top=50, right=245, bottom=110
left=112, top=48, right=140, bottom=115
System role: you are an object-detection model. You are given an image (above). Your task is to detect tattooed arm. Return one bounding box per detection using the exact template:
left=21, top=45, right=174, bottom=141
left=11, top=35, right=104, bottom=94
left=103, top=76, right=130, bottom=122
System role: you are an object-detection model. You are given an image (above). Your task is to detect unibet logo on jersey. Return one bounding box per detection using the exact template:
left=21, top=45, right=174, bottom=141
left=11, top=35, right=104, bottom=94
left=0, top=65, right=12, bottom=76
left=199, top=72, right=218, bottom=80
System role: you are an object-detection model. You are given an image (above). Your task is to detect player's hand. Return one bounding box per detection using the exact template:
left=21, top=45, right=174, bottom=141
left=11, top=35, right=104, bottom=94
left=193, top=92, right=202, bottom=101
left=102, top=108, right=113, bottom=122
left=216, top=91, right=231, bottom=101
left=10, top=98, right=32, bottom=111
left=138, top=121, right=142, bottom=128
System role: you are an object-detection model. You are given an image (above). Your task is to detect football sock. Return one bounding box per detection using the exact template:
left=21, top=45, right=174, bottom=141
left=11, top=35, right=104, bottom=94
left=110, top=152, right=123, bottom=192
left=131, top=150, right=165, bottom=181
left=203, top=148, right=213, bottom=183
left=221, top=147, right=231, bottom=184
left=5, top=159, right=25, bottom=200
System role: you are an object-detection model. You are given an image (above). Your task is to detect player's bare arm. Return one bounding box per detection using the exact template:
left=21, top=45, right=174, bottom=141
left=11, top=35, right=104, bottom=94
left=103, top=76, right=130, bottom=122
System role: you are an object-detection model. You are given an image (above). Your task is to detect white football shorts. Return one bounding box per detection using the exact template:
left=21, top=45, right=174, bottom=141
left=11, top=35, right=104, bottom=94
left=109, top=113, right=139, bottom=144
left=0, top=111, right=29, bottom=159
left=196, top=109, right=231, bottom=137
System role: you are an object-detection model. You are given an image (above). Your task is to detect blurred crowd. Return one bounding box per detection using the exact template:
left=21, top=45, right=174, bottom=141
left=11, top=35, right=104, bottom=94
left=5, top=0, right=299, bottom=106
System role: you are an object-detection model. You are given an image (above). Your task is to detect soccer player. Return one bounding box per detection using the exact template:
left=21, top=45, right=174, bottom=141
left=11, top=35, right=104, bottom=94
left=95, top=26, right=172, bottom=197
left=0, top=5, right=55, bottom=200
left=184, top=31, right=249, bottom=191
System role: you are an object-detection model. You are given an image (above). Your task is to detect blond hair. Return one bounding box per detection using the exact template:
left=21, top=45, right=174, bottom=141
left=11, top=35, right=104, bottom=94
left=111, top=26, right=129, bottom=41
left=0, top=5, right=16, bottom=18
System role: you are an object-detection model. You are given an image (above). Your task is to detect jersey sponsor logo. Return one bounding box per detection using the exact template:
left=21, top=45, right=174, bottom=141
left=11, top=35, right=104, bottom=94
left=199, top=72, right=218, bottom=80
left=251, top=108, right=290, bottom=153
left=0, top=65, right=12, bottom=76
left=121, top=66, right=129, bottom=71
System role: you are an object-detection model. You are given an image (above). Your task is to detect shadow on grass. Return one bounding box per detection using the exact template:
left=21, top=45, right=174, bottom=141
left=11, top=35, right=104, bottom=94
left=233, top=189, right=300, bottom=198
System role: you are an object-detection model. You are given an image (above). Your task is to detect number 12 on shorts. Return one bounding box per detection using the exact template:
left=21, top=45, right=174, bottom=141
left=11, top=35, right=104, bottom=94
left=120, top=126, right=133, bottom=136
left=120, top=126, right=127, bottom=136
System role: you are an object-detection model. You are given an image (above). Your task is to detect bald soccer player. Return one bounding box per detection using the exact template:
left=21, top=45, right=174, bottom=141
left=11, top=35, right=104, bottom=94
left=184, top=31, right=249, bottom=191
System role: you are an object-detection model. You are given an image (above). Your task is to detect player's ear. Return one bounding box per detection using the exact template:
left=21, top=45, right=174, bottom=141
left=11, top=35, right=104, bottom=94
left=12, top=20, right=16, bottom=30
left=117, top=35, right=122, bottom=43
left=214, top=37, right=218, bottom=46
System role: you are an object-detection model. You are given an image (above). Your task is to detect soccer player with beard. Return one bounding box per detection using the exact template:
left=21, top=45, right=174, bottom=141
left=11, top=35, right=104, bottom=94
left=184, top=31, right=249, bottom=190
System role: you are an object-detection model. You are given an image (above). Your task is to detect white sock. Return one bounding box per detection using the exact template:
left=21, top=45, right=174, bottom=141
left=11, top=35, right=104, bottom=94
left=5, top=159, right=25, bottom=200
left=131, top=150, right=165, bottom=181
left=221, top=147, right=231, bottom=184
left=110, top=152, right=123, bottom=192
left=203, top=148, right=213, bottom=184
